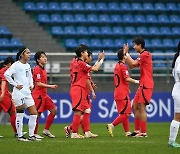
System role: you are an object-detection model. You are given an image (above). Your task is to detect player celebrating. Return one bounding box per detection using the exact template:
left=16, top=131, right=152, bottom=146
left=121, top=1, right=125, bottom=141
left=168, top=41, right=180, bottom=147
left=124, top=37, right=154, bottom=137
left=32, top=51, right=58, bottom=139
left=106, top=49, right=139, bottom=137
left=70, top=44, right=105, bottom=138
left=4, top=48, right=40, bottom=141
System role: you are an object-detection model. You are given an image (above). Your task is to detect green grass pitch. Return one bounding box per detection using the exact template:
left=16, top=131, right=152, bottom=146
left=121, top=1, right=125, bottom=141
left=0, top=123, right=179, bottom=154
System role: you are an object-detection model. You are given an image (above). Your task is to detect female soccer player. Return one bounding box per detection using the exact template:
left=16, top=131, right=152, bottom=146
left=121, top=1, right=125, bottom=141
left=4, top=48, right=40, bottom=141
left=106, top=49, right=139, bottom=137
left=168, top=41, right=180, bottom=147
left=32, top=51, right=58, bottom=139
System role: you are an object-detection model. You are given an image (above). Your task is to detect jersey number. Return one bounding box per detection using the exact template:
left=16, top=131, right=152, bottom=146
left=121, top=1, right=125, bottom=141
left=115, top=74, right=120, bottom=88
left=73, top=72, right=78, bottom=83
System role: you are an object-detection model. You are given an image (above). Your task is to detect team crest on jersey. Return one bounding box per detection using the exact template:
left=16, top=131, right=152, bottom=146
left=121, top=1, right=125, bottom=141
left=37, top=74, right=41, bottom=79
left=126, top=70, right=129, bottom=75
left=137, top=57, right=141, bottom=60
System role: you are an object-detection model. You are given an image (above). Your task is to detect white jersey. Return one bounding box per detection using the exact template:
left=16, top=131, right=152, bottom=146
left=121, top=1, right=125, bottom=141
left=4, top=61, right=33, bottom=96
left=172, top=55, right=180, bottom=82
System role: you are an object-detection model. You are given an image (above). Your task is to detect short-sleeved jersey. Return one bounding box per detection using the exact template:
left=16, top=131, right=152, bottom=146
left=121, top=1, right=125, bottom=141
left=70, top=58, right=77, bottom=84
left=136, top=50, right=154, bottom=88
left=172, top=55, right=180, bottom=82
left=114, top=62, right=130, bottom=100
left=70, top=58, right=92, bottom=89
left=33, top=65, right=47, bottom=95
left=86, top=72, right=94, bottom=94
left=0, top=67, right=9, bottom=95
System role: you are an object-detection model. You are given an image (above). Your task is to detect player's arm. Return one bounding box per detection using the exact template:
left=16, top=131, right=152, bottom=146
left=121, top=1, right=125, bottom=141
left=126, top=77, right=139, bottom=84
left=36, top=81, right=58, bottom=89
left=86, top=79, right=96, bottom=100
left=29, top=68, right=34, bottom=90
left=91, top=51, right=105, bottom=71
left=0, top=80, right=6, bottom=102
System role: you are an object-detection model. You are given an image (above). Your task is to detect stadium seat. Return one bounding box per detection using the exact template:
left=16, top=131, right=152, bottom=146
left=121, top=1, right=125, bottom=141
left=149, top=27, right=160, bottom=35
left=120, top=3, right=131, bottom=11
left=178, top=3, right=180, bottom=10
left=78, top=39, right=90, bottom=46
left=51, top=14, right=62, bottom=23
left=163, top=39, right=175, bottom=47
left=73, top=2, right=84, bottom=11
left=125, top=27, right=136, bottom=35
left=151, top=39, right=163, bottom=47
left=38, top=14, right=50, bottom=23
left=123, top=14, right=134, bottom=23
left=145, top=39, right=151, bottom=48
left=114, top=39, right=125, bottom=48
left=160, top=27, right=172, bottom=36
left=135, top=15, right=146, bottom=23
left=102, top=39, right=114, bottom=48
left=36, top=2, right=48, bottom=11
left=154, top=3, right=166, bottom=11
left=131, top=3, right=143, bottom=11
left=174, top=39, right=180, bottom=46
left=74, top=14, right=86, bottom=23
left=85, top=3, right=96, bottom=11
left=154, top=63, right=166, bottom=68
left=126, top=39, right=133, bottom=47
left=65, top=39, right=77, bottom=48
left=146, top=15, right=158, bottom=23
left=99, top=14, right=111, bottom=23
left=51, top=26, right=64, bottom=36
left=10, top=38, right=24, bottom=48
left=89, top=26, right=100, bottom=35
left=143, top=3, right=154, bottom=11
left=90, top=39, right=102, bottom=48
left=24, top=2, right=36, bottom=11
left=64, top=26, right=76, bottom=35
left=87, top=14, right=99, bottom=23
left=77, top=26, right=89, bottom=35
left=153, top=50, right=166, bottom=60
left=61, top=2, right=72, bottom=11
left=137, top=27, right=148, bottom=35
left=158, top=15, right=169, bottom=23
left=172, top=27, right=180, bottom=35
left=49, top=2, right=61, bottom=11
left=111, top=14, right=122, bottom=23
left=170, top=15, right=180, bottom=23
left=96, top=3, right=108, bottom=11
left=112, top=27, right=124, bottom=35
left=63, top=14, right=74, bottom=23
left=101, top=27, right=112, bottom=35
left=166, top=3, right=177, bottom=11
left=0, top=26, right=11, bottom=37
left=108, top=3, right=120, bottom=11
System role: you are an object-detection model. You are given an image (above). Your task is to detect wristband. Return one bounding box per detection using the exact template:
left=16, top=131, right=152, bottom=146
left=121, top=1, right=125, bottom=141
left=126, top=53, right=130, bottom=57
left=94, top=60, right=98, bottom=66
left=99, top=59, right=104, bottom=64
left=134, top=80, right=139, bottom=84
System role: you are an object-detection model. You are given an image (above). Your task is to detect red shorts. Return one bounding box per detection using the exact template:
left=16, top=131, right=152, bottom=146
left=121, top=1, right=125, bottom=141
left=115, top=96, right=131, bottom=114
left=32, top=94, right=56, bottom=113
left=0, top=94, right=16, bottom=113
left=70, top=86, right=90, bottom=112
left=133, top=86, right=153, bottom=105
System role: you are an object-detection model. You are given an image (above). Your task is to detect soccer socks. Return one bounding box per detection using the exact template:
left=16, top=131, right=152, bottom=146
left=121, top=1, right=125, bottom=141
left=34, top=117, right=39, bottom=134
left=134, top=118, right=141, bottom=132
left=112, top=114, right=128, bottom=126
left=169, top=120, right=180, bottom=142
left=28, top=115, right=37, bottom=137
left=122, top=117, right=130, bottom=132
left=45, top=113, right=55, bottom=130
left=16, top=113, right=24, bottom=137
left=10, top=114, right=16, bottom=133
left=72, top=114, right=81, bottom=133
left=141, top=120, right=147, bottom=133
left=82, top=113, right=90, bottom=132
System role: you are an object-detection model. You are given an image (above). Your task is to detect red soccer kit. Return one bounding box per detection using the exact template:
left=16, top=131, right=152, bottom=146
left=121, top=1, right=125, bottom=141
left=114, top=62, right=131, bottom=114
left=0, top=67, right=15, bottom=113
left=70, top=58, right=92, bottom=112
left=32, top=65, right=55, bottom=112
left=134, top=50, right=154, bottom=104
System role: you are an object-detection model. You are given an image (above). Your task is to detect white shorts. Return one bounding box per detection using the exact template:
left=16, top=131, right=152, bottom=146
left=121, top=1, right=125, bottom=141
left=172, top=83, right=180, bottom=113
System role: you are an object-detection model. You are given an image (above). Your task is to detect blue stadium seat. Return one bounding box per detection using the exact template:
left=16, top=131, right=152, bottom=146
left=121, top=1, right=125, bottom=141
left=152, top=50, right=166, bottom=60
left=172, top=27, right=180, bottom=35
left=96, top=3, right=108, bottom=11
left=61, top=2, right=72, bottom=11
left=131, top=3, right=143, bottom=11
left=108, top=3, right=120, bottom=11
left=111, top=14, right=122, bottom=23
left=163, top=39, right=175, bottom=47
left=49, top=2, right=60, bottom=11
left=114, top=39, right=125, bottom=48
left=149, top=27, right=160, bottom=35
left=146, top=15, right=158, bottom=23
left=154, top=63, right=166, bottom=68
left=178, top=4, right=180, bottom=10
left=143, top=3, right=154, bottom=11
left=73, top=2, right=84, bottom=11
left=151, top=39, right=163, bottom=47
left=10, top=38, right=24, bottom=48
left=112, top=27, right=124, bottom=35
left=90, top=39, right=102, bottom=48
left=99, top=14, right=110, bottom=23
left=135, top=15, right=146, bottom=23
left=51, top=14, right=62, bottom=23
left=123, top=14, right=134, bottom=23
left=120, top=3, right=131, bottom=11
left=24, top=2, right=36, bottom=11
left=0, top=26, right=11, bottom=37
left=51, top=26, right=64, bottom=35
left=64, top=26, right=76, bottom=35
left=36, top=2, right=48, bottom=11
left=170, top=15, right=180, bottom=23
left=137, top=27, right=148, bottom=35
left=38, top=14, right=50, bottom=23
left=160, top=27, right=172, bottom=36
left=101, top=27, right=112, bottom=35
left=158, top=15, right=169, bottom=23
left=74, top=14, right=86, bottom=23
left=174, top=39, right=180, bottom=46
left=89, top=26, right=100, bottom=35
left=125, top=27, right=136, bottom=35
left=166, top=3, right=177, bottom=11
left=63, top=14, right=74, bottom=23
left=65, top=39, right=77, bottom=48
left=154, top=3, right=166, bottom=11
left=78, top=39, right=90, bottom=46
left=126, top=39, right=133, bottom=47
left=85, top=3, right=96, bottom=11
left=102, top=39, right=114, bottom=48
left=87, top=14, right=99, bottom=23
left=145, top=39, right=151, bottom=48
left=77, top=26, right=88, bottom=35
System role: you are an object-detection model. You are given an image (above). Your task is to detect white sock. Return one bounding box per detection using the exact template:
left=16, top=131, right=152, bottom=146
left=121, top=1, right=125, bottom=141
left=16, top=113, right=24, bottom=137
left=28, top=115, right=37, bottom=137
left=169, top=120, right=180, bottom=142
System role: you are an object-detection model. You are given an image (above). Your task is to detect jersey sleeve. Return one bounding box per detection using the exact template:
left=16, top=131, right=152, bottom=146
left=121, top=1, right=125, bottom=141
left=136, top=52, right=148, bottom=65
left=0, top=69, right=7, bottom=81
left=176, top=61, right=180, bottom=73
left=33, top=67, right=42, bottom=82
left=79, top=61, right=92, bottom=73
left=121, top=65, right=130, bottom=79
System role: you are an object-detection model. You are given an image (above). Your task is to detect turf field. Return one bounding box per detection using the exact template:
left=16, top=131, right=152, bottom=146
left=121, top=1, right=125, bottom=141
left=0, top=123, right=179, bottom=154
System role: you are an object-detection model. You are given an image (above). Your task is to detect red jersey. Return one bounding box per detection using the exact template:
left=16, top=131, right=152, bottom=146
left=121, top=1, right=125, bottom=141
left=33, top=65, right=47, bottom=95
left=70, top=58, right=92, bottom=89
left=86, top=72, right=94, bottom=94
left=0, top=67, right=9, bottom=95
left=136, top=50, right=154, bottom=88
left=70, top=58, right=77, bottom=84
left=114, top=62, right=130, bottom=100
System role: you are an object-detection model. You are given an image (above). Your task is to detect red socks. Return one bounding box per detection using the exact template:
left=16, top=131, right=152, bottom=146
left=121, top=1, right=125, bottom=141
left=72, top=114, right=81, bottom=133
left=122, top=117, right=130, bottom=132
left=112, top=114, right=128, bottom=126
left=82, top=113, right=90, bottom=132
left=45, top=113, right=55, bottom=130
left=141, top=120, right=147, bottom=133
left=10, top=114, right=16, bottom=133
left=34, top=118, right=39, bottom=134
left=134, top=118, right=141, bottom=132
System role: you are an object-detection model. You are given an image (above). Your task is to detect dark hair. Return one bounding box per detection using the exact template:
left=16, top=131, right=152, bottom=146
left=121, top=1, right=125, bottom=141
left=117, top=49, right=124, bottom=61
left=133, top=37, right=145, bottom=49
left=0, top=56, right=15, bottom=70
left=172, top=41, right=180, bottom=68
left=74, top=44, right=89, bottom=57
left=16, top=47, right=27, bottom=61
left=34, top=51, right=46, bottom=65
left=87, top=50, right=92, bottom=57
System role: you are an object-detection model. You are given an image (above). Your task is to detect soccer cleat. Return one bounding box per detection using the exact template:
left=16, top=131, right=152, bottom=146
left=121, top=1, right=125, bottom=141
left=42, top=129, right=55, bottom=138
left=106, top=124, right=114, bottom=137
left=84, top=131, right=98, bottom=138
left=168, top=141, right=180, bottom=148
left=15, top=132, right=27, bottom=138
left=28, top=135, right=41, bottom=141
left=134, top=132, right=148, bottom=137
left=34, top=134, right=44, bottom=139
left=18, top=136, right=29, bottom=142
left=130, top=131, right=140, bottom=137
left=71, top=133, right=84, bottom=139
left=64, top=126, right=71, bottom=138
left=125, top=132, right=131, bottom=137
left=0, top=135, right=3, bottom=138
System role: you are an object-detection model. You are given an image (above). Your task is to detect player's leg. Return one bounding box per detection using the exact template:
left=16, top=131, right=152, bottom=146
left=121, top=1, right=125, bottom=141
left=34, top=112, right=44, bottom=139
